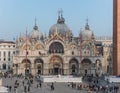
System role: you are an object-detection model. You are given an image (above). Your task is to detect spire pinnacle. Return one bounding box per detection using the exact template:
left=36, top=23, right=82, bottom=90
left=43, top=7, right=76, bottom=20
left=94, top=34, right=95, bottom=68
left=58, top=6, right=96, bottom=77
left=33, top=18, right=38, bottom=30
left=35, top=18, right=37, bottom=26
left=57, top=9, right=65, bottom=24
left=60, top=9, right=63, bottom=17
left=26, top=26, right=28, bottom=39
left=85, top=18, right=90, bottom=30
left=58, top=10, right=61, bottom=18
left=58, top=9, right=63, bottom=17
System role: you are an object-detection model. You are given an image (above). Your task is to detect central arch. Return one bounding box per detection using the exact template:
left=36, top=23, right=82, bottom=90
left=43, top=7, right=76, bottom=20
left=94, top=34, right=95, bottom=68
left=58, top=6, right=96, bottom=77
left=34, top=58, right=44, bottom=75
left=49, top=42, right=64, bottom=54
left=49, top=55, right=63, bottom=75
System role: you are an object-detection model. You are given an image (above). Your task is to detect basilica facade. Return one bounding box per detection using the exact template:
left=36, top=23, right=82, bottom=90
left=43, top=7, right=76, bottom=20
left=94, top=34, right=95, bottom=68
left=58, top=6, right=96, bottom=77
left=13, top=14, right=110, bottom=76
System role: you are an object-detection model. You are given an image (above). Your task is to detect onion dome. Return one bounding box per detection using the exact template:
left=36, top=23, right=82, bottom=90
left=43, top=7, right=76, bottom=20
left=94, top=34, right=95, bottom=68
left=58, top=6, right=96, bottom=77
left=49, top=11, right=72, bottom=37
left=29, top=19, right=42, bottom=40
left=80, top=19, right=94, bottom=40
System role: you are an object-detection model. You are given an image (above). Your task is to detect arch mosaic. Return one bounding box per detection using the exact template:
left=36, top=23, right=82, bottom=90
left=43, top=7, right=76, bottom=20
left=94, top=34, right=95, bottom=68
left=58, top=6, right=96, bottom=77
left=21, top=59, right=31, bottom=75
left=69, top=58, right=79, bottom=75
left=34, top=58, right=44, bottom=75
left=49, top=55, right=63, bottom=75
left=80, top=58, right=92, bottom=76
left=49, top=42, right=64, bottom=54
left=35, top=44, right=44, bottom=50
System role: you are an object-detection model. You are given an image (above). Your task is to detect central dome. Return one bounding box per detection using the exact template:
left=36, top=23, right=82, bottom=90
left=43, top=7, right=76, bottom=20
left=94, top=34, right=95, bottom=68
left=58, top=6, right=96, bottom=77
left=49, top=14, right=72, bottom=37
left=49, top=23, right=71, bottom=36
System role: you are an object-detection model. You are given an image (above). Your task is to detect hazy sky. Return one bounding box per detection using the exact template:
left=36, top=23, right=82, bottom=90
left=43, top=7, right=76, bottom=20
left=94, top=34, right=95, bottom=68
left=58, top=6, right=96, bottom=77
left=0, top=0, right=113, bottom=40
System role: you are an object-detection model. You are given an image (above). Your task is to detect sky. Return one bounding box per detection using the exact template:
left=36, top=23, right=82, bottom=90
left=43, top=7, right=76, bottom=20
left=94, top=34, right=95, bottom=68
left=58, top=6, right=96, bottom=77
left=0, top=0, right=113, bottom=40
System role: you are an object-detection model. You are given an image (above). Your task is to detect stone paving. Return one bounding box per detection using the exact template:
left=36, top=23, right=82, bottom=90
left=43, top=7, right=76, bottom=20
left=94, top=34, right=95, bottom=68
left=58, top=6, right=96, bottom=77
left=2, top=77, right=88, bottom=93
left=83, top=76, right=120, bottom=93
left=2, top=76, right=120, bottom=93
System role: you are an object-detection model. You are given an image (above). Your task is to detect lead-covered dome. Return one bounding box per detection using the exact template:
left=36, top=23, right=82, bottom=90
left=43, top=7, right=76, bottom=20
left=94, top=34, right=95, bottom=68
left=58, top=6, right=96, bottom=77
left=80, top=20, right=95, bottom=40
left=29, top=23, right=42, bottom=40
left=81, top=30, right=94, bottom=40
left=49, top=14, right=72, bottom=37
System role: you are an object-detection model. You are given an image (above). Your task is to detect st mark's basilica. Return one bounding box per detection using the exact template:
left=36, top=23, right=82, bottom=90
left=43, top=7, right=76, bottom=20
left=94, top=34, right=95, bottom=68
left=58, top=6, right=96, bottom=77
left=13, top=12, right=111, bottom=76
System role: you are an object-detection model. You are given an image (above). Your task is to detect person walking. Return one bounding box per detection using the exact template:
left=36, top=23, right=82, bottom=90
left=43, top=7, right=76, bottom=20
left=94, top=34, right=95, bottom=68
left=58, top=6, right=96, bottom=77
left=51, top=82, right=54, bottom=90
left=24, top=86, right=27, bottom=92
left=28, top=85, right=30, bottom=92
left=37, top=84, right=38, bottom=88
left=22, top=81, right=24, bottom=86
left=9, top=86, right=12, bottom=92
left=39, top=82, right=42, bottom=88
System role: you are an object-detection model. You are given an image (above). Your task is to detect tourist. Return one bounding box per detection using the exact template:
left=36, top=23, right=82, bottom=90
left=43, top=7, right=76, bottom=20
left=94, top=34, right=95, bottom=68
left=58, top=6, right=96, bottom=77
left=37, top=83, right=38, bottom=88
left=51, top=82, right=54, bottom=90
left=39, top=82, right=41, bottom=88
left=67, top=82, right=70, bottom=87
left=24, top=86, right=27, bottom=92
left=71, top=82, right=74, bottom=88
left=9, top=86, right=12, bottom=92
left=22, top=80, right=24, bottom=86
left=28, top=85, right=30, bottom=92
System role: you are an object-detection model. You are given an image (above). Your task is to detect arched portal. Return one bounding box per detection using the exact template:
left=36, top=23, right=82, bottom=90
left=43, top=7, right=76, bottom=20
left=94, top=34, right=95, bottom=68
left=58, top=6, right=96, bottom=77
left=69, top=58, right=79, bottom=75
left=80, top=59, right=92, bottom=76
left=49, top=42, right=64, bottom=54
left=22, top=59, right=31, bottom=76
left=96, top=59, right=102, bottom=76
left=49, top=55, right=63, bottom=75
left=34, top=59, right=43, bottom=75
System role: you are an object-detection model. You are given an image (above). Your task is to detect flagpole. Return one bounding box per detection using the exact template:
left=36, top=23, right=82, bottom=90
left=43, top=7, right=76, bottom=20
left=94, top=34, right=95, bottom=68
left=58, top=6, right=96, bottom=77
left=25, top=27, right=28, bottom=76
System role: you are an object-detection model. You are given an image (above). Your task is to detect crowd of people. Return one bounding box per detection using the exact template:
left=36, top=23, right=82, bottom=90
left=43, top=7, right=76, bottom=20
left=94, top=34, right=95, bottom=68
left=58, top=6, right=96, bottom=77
left=66, top=75, right=120, bottom=93
left=0, top=72, right=120, bottom=93
left=1, top=73, right=56, bottom=93
left=82, top=75, right=119, bottom=93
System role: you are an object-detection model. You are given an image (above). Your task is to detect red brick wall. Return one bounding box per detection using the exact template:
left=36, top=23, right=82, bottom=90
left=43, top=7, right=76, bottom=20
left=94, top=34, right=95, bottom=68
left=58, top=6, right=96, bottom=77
left=113, top=0, right=120, bottom=76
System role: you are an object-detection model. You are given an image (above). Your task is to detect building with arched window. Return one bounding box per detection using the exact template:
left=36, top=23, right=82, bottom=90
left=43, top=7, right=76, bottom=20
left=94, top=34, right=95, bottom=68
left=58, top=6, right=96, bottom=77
left=13, top=13, right=112, bottom=76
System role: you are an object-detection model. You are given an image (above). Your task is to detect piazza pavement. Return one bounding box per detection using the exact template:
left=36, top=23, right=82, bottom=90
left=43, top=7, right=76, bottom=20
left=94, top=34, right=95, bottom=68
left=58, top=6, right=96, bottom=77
left=1, top=76, right=120, bottom=93
left=2, top=77, right=88, bottom=93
